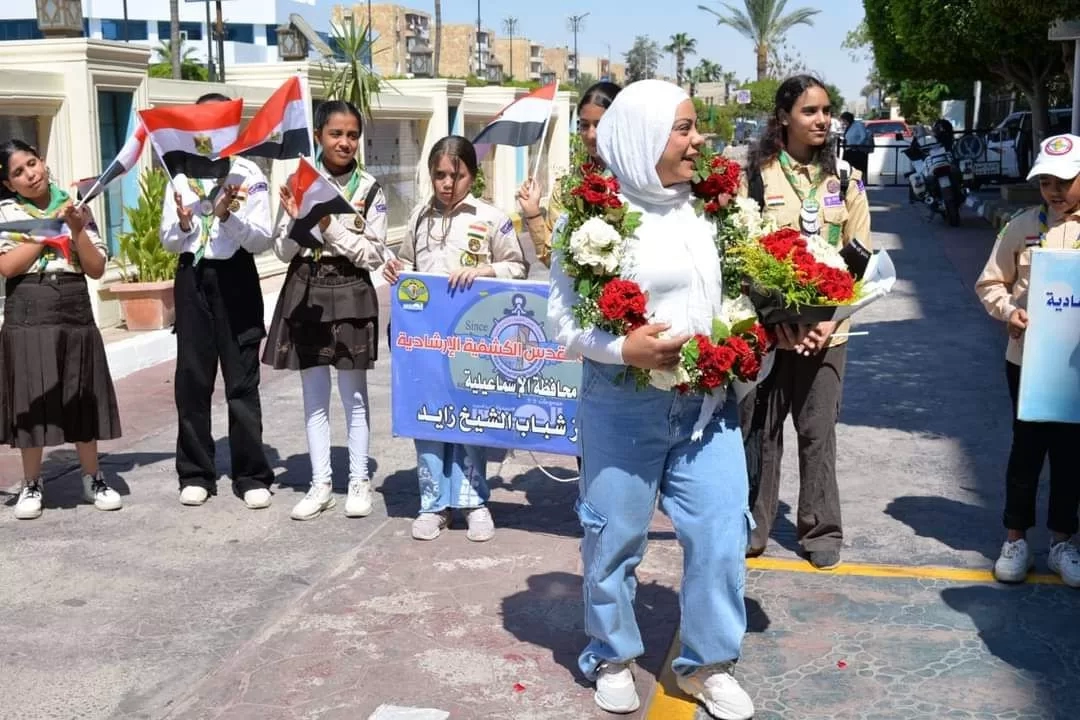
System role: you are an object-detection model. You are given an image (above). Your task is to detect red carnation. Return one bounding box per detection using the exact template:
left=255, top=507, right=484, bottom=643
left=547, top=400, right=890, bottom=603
left=814, top=266, right=856, bottom=302
left=597, top=278, right=648, bottom=329
left=751, top=323, right=770, bottom=349
left=761, top=228, right=805, bottom=261
left=694, top=175, right=724, bottom=199
left=726, top=336, right=761, bottom=380
left=696, top=338, right=737, bottom=390
left=574, top=172, right=619, bottom=209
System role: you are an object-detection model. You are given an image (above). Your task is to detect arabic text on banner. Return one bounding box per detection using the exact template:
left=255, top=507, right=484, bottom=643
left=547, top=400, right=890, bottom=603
left=1018, top=249, right=1080, bottom=423
left=390, top=273, right=580, bottom=455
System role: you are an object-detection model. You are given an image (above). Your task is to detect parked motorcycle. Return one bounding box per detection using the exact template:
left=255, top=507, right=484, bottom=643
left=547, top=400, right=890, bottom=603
left=902, top=122, right=965, bottom=227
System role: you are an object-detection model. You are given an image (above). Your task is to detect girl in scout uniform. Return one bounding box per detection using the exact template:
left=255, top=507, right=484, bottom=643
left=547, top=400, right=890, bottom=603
left=0, top=139, right=122, bottom=520
left=264, top=100, right=389, bottom=522
left=383, top=135, right=528, bottom=542
left=739, top=74, right=871, bottom=571
left=975, top=133, right=1080, bottom=587
left=516, top=81, right=621, bottom=267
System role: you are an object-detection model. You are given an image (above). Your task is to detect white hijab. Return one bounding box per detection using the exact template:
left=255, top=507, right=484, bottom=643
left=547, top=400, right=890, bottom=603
left=596, top=80, right=692, bottom=207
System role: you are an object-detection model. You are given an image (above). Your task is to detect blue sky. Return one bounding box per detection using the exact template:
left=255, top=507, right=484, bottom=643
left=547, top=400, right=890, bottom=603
left=280, top=0, right=872, bottom=105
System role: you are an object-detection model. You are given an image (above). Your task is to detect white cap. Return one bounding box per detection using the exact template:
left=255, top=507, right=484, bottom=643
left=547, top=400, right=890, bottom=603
left=1027, top=134, right=1080, bottom=181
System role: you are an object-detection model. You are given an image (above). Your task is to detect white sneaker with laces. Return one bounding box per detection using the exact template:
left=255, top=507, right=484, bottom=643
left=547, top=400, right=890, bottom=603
left=243, top=488, right=272, bottom=509
left=412, top=510, right=450, bottom=540
left=594, top=662, right=640, bottom=714
left=993, top=538, right=1034, bottom=583
left=344, top=478, right=373, bottom=517
left=676, top=664, right=754, bottom=720
left=82, top=473, right=122, bottom=511
left=1049, top=540, right=1080, bottom=587
left=179, top=486, right=209, bottom=506
left=291, top=483, right=335, bottom=520
left=14, top=479, right=43, bottom=520
left=465, top=506, right=495, bottom=542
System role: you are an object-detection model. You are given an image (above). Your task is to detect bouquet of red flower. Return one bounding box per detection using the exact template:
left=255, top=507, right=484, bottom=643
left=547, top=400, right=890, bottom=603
left=691, top=148, right=741, bottom=219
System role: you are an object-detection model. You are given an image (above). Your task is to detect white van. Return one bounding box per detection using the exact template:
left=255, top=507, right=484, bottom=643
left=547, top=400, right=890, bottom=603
left=986, top=109, right=1072, bottom=179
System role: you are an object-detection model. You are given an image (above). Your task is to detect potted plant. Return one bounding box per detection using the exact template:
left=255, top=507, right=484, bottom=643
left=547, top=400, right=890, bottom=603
left=110, top=167, right=177, bottom=331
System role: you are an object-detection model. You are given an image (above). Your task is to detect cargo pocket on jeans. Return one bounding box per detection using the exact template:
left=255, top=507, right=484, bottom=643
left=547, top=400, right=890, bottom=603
left=741, top=509, right=756, bottom=592
left=576, top=499, right=608, bottom=579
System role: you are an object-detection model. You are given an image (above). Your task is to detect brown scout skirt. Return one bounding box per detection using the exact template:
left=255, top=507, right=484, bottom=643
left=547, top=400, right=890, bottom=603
left=262, top=256, right=379, bottom=371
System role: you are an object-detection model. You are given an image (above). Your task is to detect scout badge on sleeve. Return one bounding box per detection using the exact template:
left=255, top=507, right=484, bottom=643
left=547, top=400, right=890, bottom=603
left=466, top=221, right=489, bottom=253
left=353, top=199, right=367, bottom=230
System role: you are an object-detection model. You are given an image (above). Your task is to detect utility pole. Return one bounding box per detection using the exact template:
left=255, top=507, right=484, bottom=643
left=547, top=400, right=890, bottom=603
left=503, top=16, right=518, bottom=81
left=367, top=0, right=373, bottom=68
left=215, top=0, right=225, bottom=83
left=567, top=12, right=589, bottom=88
left=122, top=0, right=129, bottom=41
left=204, top=0, right=215, bottom=81
left=476, top=0, right=482, bottom=80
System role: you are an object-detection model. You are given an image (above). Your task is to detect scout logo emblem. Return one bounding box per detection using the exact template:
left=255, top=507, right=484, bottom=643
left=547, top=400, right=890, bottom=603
left=193, top=134, right=213, bottom=156
left=826, top=179, right=841, bottom=194
left=460, top=251, right=479, bottom=267
left=397, top=278, right=430, bottom=311
left=466, top=222, right=488, bottom=254
left=468, top=237, right=482, bottom=252
left=354, top=201, right=366, bottom=230
left=1046, top=136, right=1073, bottom=156
left=229, top=199, right=241, bottom=213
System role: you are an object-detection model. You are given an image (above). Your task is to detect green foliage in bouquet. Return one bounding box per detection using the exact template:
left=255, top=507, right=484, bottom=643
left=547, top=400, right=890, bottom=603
left=116, top=167, right=176, bottom=283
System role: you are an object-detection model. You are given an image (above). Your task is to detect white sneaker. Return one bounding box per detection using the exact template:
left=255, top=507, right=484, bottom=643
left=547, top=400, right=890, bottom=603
left=243, top=488, right=272, bottom=509
left=344, top=478, right=373, bottom=518
left=81, top=473, right=122, bottom=511
left=291, top=483, right=335, bottom=520
left=14, top=479, right=43, bottom=520
left=465, top=506, right=495, bottom=542
left=1048, top=539, right=1080, bottom=587
left=676, top=664, right=754, bottom=720
left=594, top=662, right=640, bottom=713
left=412, top=510, right=450, bottom=540
left=993, top=538, right=1034, bottom=583
left=179, top=486, right=209, bottom=506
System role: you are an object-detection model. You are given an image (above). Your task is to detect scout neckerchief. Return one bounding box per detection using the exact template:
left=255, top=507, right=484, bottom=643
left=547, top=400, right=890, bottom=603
left=1036, top=204, right=1080, bottom=249
left=187, top=176, right=225, bottom=265
left=18, top=183, right=75, bottom=271
left=778, top=150, right=843, bottom=247
left=311, top=160, right=365, bottom=261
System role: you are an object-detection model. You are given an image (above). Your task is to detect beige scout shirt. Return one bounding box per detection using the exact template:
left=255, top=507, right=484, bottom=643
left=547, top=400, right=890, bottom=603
left=397, top=196, right=529, bottom=279
left=0, top=197, right=107, bottom=275
left=975, top=205, right=1080, bottom=365
left=742, top=156, right=873, bottom=345
left=274, top=166, right=390, bottom=271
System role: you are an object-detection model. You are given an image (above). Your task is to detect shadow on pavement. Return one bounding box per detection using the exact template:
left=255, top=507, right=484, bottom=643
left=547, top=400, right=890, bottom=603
left=886, top=495, right=1000, bottom=560
left=940, top=584, right=1080, bottom=718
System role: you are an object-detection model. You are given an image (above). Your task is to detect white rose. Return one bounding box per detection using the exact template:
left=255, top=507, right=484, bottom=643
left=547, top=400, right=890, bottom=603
left=569, top=217, right=622, bottom=274
left=649, top=363, right=692, bottom=391
left=720, top=294, right=757, bottom=328
left=806, top=234, right=848, bottom=270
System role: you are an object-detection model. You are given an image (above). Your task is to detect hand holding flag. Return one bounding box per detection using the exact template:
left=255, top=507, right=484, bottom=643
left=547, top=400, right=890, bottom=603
left=286, top=157, right=357, bottom=249
left=0, top=217, right=72, bottom=262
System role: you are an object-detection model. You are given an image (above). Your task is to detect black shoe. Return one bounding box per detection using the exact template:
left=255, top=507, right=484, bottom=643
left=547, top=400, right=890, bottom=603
left=746, top=545, right=766, bottom=559
left=809, top=550, right=841, bottom=570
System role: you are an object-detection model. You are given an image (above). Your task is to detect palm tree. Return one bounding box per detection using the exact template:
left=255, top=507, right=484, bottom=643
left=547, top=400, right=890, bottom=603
left=698, top=0, right=820, bottom=81
left=663, top=33, right=697, bottom=86
left=168, top=0, right=181, bottom=79
left=696, top=58, right=723, bottom=83
left=433, top=1, right=442, bottom=77
left=321, top=20, right=381, bottom=118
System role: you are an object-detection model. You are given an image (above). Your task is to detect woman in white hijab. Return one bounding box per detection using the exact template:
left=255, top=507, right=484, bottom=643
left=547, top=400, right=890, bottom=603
left=548, top=80, right=755, bottom=718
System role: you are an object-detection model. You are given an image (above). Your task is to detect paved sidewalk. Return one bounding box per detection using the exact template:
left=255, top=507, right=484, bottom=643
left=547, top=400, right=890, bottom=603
left=1, top=188, right=1078, bottom=719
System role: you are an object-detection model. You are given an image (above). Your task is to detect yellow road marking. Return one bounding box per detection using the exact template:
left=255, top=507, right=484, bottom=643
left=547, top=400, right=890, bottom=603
left=645, top=558, right=1066, bottom=718
left=746, top=556, right=1064, bottom=585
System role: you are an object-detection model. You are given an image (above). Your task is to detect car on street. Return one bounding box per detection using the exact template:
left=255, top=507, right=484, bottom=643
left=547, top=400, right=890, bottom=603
left=865, top=119, right=914, bottom=140
left=986, top=108, right=1072, bottom=178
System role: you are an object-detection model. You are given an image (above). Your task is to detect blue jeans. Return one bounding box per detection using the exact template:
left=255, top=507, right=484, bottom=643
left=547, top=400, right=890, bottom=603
left=414, top=440, right=489, bottom=513
left=576, top=360, right=752, bottom=680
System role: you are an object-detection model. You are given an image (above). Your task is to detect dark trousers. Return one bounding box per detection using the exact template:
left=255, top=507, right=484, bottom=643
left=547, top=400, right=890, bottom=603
left=174, top=251, right=272, bottom=494
left=1004, top=362, right=1080, bottom=535
left=742, top=344, right=847, bottom=553
left=844, top=149, right=870, bottom=178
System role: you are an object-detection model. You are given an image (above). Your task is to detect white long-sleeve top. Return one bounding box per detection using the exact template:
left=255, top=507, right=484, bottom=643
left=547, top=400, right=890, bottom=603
left=160, top=156, right=273, bottom=258
left=273, top=165, right=390, bottom=270
left=548, top=194, right=723, bottom=365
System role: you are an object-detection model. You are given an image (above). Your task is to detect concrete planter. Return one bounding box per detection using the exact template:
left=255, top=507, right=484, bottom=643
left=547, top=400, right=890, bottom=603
left=110, top=280, right=175, bottom=331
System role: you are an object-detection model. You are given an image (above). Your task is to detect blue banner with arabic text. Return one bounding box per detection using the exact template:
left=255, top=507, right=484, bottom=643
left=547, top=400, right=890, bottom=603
left=390, top=272, right=581, bottom=454
left=1018, top=249, right=1080, bottom=422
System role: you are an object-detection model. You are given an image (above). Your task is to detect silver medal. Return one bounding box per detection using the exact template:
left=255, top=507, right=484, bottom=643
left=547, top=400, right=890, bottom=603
left=198, top=199, right=214, bottom=217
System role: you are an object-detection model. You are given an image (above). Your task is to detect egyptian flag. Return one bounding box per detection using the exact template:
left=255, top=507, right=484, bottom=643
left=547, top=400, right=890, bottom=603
left=219, top=76, right=310, bottom=160
left=75, top=124, right=148, bottom=204
left=471, top=83, right=556, bottom=147
left=288, top=157, right=356, bottom=249
left=0, top=218, right=71, bottom=261
left=139, top=99, right=243, bottom=179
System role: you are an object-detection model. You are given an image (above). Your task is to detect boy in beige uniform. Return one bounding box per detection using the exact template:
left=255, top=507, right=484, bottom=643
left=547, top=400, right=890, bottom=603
left=975, top=133, right=1080, bottom=587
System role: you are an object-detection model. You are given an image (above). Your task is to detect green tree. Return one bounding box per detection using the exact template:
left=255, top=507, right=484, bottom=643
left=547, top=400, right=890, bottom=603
left=149, top=40, right=208, bottom=81
left=689, top=59, right=723, bottom=97
left=863, top=0, right=1080, bottom=144
left=663, top=33, right=698, bottom=86
left=739, top=77, right=782, bottom=115
left=824, top=82, right=845, bottom=113
left=699, top=0, right=820, bottom=81
left=625, top=35, right=661, bottom=81
left=766, top=35, right=807, bottom=78
left=320, top=20, right=382, bottom=118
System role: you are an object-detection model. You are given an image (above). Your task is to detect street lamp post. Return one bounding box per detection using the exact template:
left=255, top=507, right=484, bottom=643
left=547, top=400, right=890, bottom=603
left=204, top=0, right=215, bottom=81
left=476, top=0, right=482, bottom=80
left=568, top=12, right=589, bottom=88
left=503, top=16, right=518, bottom=81
left=367, top=0, right=373, bottom=68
